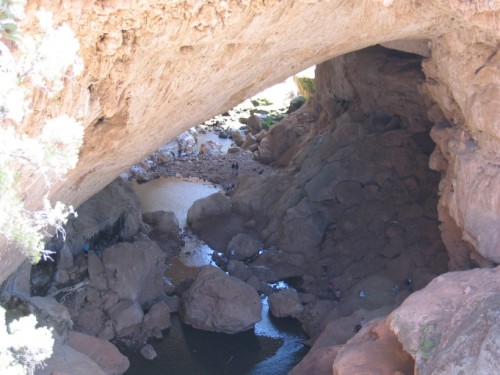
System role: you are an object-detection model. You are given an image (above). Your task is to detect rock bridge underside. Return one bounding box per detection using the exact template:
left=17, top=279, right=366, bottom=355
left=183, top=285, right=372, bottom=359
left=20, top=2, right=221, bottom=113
left=1, top=1, right=499, bottom=374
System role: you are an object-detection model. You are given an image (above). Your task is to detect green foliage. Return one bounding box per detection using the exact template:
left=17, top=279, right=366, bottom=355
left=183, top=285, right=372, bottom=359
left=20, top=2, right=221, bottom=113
left=411, top=323, right=441, bottom=361
left=0, top=157, right=76, bottom=263
left=261, top=113, right=284, bottom=130
left=251, top=97, right=273, bottom=107
left=0, top=2, right=83, bottom=263
left=295, top=76, right=316, bottom=100
left=0, top=306, right=54, bottom=375
left=0, top=0, right=25, bottom=43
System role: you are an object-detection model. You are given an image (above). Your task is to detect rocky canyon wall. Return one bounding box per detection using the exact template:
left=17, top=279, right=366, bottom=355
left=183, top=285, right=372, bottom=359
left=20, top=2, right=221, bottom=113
left=1, top=1, right=499, bottom=284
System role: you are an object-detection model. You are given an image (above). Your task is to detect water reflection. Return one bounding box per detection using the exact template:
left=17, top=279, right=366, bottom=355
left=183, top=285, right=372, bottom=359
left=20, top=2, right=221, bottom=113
left=127, top=177, right=309, bottom=374
left=124, top=299, right=308, bottom=375
left=132, top=177, right=220, bottom=228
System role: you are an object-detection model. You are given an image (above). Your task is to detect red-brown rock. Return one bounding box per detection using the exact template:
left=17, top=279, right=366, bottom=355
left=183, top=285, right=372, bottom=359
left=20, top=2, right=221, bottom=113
left=68, top=331, right=130, bottom=375
left=388, top=266, right=500, bottom=375
left=332, top=318, right=414, bottom=375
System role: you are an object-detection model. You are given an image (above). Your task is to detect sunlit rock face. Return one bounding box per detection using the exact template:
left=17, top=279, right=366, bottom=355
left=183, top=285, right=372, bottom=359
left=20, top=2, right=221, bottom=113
left=0, top=1, right=498, bottom=283
left=388, top=266, right=500, bottom=375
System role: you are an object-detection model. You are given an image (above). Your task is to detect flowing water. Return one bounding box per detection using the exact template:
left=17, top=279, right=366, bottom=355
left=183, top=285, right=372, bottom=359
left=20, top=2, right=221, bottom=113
left=129, top=177, right=308, bottom=375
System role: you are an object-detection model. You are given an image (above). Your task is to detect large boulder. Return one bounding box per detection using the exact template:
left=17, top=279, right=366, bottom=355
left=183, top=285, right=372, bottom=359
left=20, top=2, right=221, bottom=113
left=230, top=129, right=245, bottom=146
left=227, top=260, right=253, bottom=281
left=186, top=191, right=231, bottom=227
left=226, top=233, right=262, bottom=260
left=36, top=343, right=108, bottom=375
left=109, top=299, right=144, bottom=337
left=199, top=140, right=223, bottom=155
left=102, top=238, right=166, bottom=304
left=180, top=266, right=262, bottom=334
left=64, top=178, right=142, bottom=256
left=67, top=331, right=130, bottom=375
left=176, top=130, right=197, bottom=155
left=247, top=114, right=262, bottom=134
left=268, top=288, right=303, bottom=318
left=332, top=318, right=414, bottom=375
left=142, top=210, right=182, bottom=253
left=142, top=301, right=171, bottom=337
left=142, top=211, right=180, bottom=241
left=289, top=346, right=341, bottom=375
left=388, top=266, right=500, bottom=375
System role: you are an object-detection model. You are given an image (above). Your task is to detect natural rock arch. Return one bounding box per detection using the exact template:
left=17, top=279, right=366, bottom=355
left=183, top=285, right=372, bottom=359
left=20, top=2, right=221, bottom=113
left=1, top=0, right=498, bottom=284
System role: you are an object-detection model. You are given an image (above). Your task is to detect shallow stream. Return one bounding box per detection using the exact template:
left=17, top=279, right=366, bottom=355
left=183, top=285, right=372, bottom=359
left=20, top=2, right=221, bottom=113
left=129, top=177, right=308, bottom=374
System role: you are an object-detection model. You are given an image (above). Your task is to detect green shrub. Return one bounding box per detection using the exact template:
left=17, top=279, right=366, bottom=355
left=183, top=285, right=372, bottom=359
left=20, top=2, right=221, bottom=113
left=251, top=97, right=273, bottom=107
left=411, top=323, right=441, bottom=361
left=295, top=76, right=316, bottom=100
left=0, top=0, right=25, bottom=43
left=262, top=113, right=284, bottom=130
left=0, top=2, right=83, bottom=262
left=0, top=306, right=54, bottom=375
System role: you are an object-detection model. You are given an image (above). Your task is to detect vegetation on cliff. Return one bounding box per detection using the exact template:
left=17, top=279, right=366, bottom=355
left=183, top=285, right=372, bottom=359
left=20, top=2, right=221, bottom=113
left=1, top=2, right=82, bottom=373
left=0, top=306, right=54, bottom=375
left=0, top=0, right=83, bottom=263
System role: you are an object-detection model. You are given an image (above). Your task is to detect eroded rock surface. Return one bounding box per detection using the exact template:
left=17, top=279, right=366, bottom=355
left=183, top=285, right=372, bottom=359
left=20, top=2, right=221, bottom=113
left=388, top=266, right=500, bottom=375
left=64, top=178, right=142, bottom=257
left=2, top=0, right=498, bottom=288
left=102, top=238, right=166, bottom=304
left=332, top=318, right=414, bottom=375
left=231, top=47, right=448, bottom=304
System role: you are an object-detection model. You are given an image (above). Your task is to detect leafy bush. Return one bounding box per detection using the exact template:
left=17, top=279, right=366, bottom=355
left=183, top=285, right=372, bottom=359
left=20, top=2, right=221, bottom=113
left=251, top=97, right=273, bottom=107
left=0, top=0, right=25, bottom=43
left=294, top=76, right=316, bottom=100
left=0, top=1, right=83, bottom=262
left=0, top=306, right=54, bottom=375
left=261, top=113, right=284, bottom=130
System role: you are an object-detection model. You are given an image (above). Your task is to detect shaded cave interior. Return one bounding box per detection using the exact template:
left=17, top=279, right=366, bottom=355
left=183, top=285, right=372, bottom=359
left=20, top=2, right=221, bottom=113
left=26, top=42, right=485, bottom=346
left=188, top=45, right=453, bottom=333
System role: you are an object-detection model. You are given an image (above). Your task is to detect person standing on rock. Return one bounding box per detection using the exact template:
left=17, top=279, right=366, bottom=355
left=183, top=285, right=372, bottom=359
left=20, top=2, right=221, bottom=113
left=391, top=285, right=399, bottom=296
left=335, top=288, right=341, bottom=302
left=405, top=278, right=413, bottom=292
left=327, top=280, right=334, bottom=294
left=321, top=263, right=328, bottom=279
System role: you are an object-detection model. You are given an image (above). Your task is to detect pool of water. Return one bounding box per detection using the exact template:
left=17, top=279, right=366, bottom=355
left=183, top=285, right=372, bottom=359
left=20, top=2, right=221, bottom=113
left=129, top=177, right=309, bottom=374
left=124, top=298, right=308, bottom=375
left=132, top=177, right=220, bottom=228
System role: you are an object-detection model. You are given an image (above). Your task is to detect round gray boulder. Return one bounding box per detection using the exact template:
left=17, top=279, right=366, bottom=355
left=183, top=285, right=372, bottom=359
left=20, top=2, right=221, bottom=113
left=268, top=288, right=304, bottom=318
left=180, top=266, right=262, bottom=334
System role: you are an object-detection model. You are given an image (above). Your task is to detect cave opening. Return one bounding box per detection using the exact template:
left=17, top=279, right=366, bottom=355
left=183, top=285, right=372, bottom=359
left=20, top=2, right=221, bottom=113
left=20, top=42, right=457, bottom=375
left=115, top=44, right=453, bottom=373
left=175, top=44, right=452, bottom=299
